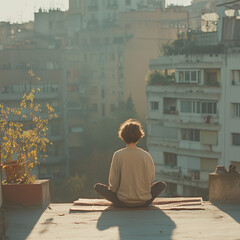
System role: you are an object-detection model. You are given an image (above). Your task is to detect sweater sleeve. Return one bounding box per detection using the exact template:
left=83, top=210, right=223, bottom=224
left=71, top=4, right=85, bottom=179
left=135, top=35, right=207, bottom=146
left=108, top=152, right=120, bottom=193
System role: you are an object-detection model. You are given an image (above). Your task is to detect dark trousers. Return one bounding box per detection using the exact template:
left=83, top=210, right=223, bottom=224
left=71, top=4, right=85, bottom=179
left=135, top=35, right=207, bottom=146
left=94, top=181, right=167, bottom=208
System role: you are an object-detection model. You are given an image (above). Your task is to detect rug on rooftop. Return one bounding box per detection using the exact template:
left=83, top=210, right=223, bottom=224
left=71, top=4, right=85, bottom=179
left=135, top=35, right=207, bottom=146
left=70, top=197, right=204, bottom=212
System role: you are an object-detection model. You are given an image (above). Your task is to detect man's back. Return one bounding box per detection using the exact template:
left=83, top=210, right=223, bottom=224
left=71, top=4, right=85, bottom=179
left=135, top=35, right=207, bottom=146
left=109, top=147, right=155, bottom=205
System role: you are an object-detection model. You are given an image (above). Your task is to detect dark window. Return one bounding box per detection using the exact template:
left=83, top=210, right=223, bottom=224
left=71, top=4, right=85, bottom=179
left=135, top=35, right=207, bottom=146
left=205, top=71, right=218, bottom=85
left=164, top=153, right=177, bottom=167
left=179, top=71, right=184, bottom=82
left=101, top=89, right=105, bottom=99
left=193, top=170, right=200, bottom=180
left=181, top=101, right=191, bottom=113
left=110, top=104, right=115, bottom=112
left=150, top=101, right=159, bottom=110
left=233, top=133, right=240, bottom=146
left=181, top=129, right=200, bottom=142
left=191, top=71, right=197, bottom=82
left=202, top=102, right=207, bottom=114
left=185, top=71, right=190, bottom=82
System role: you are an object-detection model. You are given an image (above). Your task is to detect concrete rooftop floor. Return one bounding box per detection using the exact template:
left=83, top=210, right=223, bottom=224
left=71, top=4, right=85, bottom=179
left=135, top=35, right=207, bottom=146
left=4, top=202, right=240, bottom=240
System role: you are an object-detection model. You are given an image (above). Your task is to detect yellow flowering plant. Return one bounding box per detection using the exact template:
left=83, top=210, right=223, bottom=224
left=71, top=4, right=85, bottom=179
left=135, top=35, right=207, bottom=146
left=0, top=87, right=57, bottom=184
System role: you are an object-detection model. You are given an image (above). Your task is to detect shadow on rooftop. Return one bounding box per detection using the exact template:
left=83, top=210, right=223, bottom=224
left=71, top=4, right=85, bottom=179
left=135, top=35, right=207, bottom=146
left=4, top=206, right=47, bottom=240
left=97, top=207, right=176, bottom=240
left=212, top=203, right=240, bottom=224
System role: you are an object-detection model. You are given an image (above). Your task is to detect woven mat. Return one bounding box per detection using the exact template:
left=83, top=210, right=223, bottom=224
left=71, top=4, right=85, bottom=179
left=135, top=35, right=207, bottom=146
left=70, top=197, right=204, bottom=212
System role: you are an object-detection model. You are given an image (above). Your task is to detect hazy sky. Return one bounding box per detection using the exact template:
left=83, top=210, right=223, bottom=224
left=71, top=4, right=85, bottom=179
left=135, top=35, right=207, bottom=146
left=0, top=0, right=192, bottom=23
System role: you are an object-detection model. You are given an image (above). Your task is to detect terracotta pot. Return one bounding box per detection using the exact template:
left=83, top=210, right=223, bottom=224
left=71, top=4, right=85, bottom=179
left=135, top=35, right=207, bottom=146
left=4, top=160, right=26, bottom=182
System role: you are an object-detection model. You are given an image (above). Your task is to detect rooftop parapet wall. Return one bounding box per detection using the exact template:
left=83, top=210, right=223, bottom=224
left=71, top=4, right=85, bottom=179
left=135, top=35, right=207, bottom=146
left=209, top=173, right=240, bottom=203
left=150, top=54, right=223, bottom=70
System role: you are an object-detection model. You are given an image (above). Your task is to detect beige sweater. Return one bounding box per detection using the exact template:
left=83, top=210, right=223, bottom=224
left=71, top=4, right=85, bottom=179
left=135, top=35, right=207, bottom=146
left=109, top=147, right=155, bottom=205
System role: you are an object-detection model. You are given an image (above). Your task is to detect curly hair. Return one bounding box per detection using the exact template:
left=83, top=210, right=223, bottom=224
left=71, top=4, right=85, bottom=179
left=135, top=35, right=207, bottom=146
left=118, top=119, right=145, bottom=144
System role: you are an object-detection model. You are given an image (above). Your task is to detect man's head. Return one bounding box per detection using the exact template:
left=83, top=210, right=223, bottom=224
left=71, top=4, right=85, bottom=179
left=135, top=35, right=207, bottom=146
left=118, top=118, right=145, bottom=144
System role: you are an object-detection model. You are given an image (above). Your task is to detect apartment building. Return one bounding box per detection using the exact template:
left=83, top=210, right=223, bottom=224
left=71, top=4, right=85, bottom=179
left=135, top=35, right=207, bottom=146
left=0, top=47, right=69, bottom=179
left=147, top=54, right=223, bottom=196
left=33, top=3, right=189, bottom=121
left=146, top=0, right=240, bottom=198
left=68, top=0, right=165, bottom=29
left=120, top=7, right=188, bottom=119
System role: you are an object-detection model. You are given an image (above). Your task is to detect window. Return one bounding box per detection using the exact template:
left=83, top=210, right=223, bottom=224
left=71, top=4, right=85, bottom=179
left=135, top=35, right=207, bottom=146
left=191, top=71, right=197, bottom=82
left=150, top=101, right=159, bottom=110
left=193, top=170, right=200, bottom=180
left=233, top=103, right=240, bottom=118
left=200, top=130, right=218, bottom=145
left=179, top=71, right=184, bottom=82
left=164, top=153, right=177, bottom=167
left=101, top=89, right=105, bottom=99
left=205, top=71, right=218, bottom=86
left=233, top=133, right=240, bottom=146
left=181, top=101, right=192, bottom=113
left=180, top=100, right=217, bottom=115
left=178, top=70, right=200, bottom=84
left=232, top=70, right=240, bottom=85
left=110, top=103, right=115, bottom=112
left=181, top=129, right=200, bottom=142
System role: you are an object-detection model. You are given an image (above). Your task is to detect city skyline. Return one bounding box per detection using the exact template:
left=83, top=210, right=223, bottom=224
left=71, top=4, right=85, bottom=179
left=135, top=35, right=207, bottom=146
left=0, top=0, right=192, bottom=23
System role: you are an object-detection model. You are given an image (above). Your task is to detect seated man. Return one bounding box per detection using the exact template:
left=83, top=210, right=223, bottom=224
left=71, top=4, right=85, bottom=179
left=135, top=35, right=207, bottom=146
left=94, top=118, right=166, bottom=207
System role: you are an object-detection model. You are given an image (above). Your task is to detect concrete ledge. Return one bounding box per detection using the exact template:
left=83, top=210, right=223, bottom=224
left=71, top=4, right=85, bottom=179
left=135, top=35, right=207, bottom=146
left=2, top=180, right=50, bottom=207
left=209, top=173, right=240, bottom=203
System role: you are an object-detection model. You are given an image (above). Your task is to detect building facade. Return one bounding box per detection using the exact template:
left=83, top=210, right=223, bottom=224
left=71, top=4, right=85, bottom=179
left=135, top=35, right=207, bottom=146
left=146, top=51, right=240, bottom=197
left=0, top=48, right=69, bottom=179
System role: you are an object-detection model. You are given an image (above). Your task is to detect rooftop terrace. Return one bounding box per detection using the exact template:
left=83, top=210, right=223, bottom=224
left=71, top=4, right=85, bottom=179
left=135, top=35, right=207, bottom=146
left=4, top=201, right=240, bottom=240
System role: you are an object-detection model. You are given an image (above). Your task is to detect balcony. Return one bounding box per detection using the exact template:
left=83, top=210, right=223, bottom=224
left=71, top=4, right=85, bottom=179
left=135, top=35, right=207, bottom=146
left=155, top=164, right=210, bottom=189
left=147, top=85, right=221, bottom=100
left=149, top=137, right=221, bottom=159
left=149, top=137, right=178, bottom=149
left=150, top=55, right=222, bottom=70
left=155, top=164, right=181, bottom=181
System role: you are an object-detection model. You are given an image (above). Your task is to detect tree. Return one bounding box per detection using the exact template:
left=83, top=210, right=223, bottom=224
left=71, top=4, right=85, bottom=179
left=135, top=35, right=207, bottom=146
left=0, top=88, right=56, bottom=183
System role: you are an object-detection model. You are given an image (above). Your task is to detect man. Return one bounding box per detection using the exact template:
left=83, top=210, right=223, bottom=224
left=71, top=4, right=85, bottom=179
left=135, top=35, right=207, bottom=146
left=94, top=119, right=166, bottom=207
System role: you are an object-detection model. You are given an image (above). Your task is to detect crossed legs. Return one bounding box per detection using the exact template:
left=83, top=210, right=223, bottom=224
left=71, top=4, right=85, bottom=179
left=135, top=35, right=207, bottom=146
left=94, top=181, right=167, bottom=208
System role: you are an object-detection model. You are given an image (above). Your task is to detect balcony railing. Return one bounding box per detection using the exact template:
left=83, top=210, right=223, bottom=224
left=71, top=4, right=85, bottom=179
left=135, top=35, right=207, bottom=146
left=147, top=84, right=221, bottom=96
left=155, top=164, right=210, bottom=188
left=163, top=109, right=178, bottom=115
left=0, top=92, right=59, bottom=101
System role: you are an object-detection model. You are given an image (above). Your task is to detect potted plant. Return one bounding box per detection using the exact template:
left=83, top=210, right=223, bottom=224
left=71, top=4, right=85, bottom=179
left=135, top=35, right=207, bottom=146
left=146, top=70, right=175, bottom=86
left=0, top=86, right=57, bottom=206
